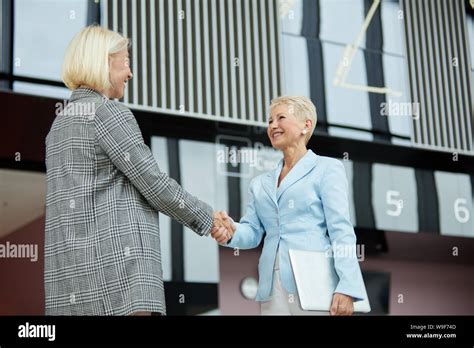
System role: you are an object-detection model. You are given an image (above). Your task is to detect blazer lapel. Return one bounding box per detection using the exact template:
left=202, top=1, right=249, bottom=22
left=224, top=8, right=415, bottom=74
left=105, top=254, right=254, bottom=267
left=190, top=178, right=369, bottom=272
left=261, top=159, right=283, bottom=208
left=276, top=150, right=318, bottom=202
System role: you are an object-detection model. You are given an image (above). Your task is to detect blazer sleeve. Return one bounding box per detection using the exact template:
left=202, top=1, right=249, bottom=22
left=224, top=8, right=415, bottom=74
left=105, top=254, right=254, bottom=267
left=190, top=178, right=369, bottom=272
left=320, top=160, right=366, bottom=302
left=95, top=101, right=214, bottom=236
left=224, top=178, right=265, bottom=249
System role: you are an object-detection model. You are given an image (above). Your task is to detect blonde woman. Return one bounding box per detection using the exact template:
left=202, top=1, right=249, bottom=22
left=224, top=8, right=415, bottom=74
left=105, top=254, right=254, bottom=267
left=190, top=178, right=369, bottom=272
left=212, top=96, right=366, bottom=315
left=45, top=26, right=233, bottom=316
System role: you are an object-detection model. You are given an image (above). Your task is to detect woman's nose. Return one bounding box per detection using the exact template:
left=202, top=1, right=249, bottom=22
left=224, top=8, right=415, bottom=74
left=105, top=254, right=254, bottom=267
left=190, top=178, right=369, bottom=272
left=128, top=72, right=133, bottom=80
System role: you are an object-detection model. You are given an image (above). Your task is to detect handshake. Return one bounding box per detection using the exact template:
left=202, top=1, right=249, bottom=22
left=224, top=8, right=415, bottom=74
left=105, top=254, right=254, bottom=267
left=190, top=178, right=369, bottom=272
left=211, top=211, right=236, bottom=244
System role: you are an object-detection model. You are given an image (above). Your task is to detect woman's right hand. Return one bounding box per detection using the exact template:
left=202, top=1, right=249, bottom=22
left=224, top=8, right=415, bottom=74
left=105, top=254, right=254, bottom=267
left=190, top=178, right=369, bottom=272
left=211, top=211, right=235, bottom=243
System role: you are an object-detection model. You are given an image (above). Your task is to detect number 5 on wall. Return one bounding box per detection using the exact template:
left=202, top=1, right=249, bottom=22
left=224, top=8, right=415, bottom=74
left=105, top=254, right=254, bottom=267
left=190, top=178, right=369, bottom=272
left=386, top=190, right=403, bottom=217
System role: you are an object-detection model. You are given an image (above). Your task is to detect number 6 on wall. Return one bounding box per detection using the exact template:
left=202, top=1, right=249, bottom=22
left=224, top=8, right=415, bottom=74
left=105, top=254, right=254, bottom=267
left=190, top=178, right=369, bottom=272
left=454, top=198, right=470, bottom=224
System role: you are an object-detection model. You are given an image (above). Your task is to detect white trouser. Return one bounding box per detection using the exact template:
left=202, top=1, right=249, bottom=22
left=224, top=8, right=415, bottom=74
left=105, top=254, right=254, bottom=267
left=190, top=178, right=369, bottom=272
left=260, top=249, right=329, bottom=316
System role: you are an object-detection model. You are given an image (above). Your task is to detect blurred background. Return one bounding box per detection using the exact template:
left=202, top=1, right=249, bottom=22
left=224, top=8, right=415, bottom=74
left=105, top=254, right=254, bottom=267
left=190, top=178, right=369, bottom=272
left=0, top=0, right=473, bottom=315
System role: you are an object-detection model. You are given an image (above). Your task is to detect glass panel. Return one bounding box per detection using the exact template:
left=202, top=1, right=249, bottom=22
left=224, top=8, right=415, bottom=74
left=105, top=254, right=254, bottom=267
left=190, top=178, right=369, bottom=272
left=372, top=163, right=419, bottom=233
left=319, top=0, right=366, bottom=48
left=341, top=160, right=357, bottom=226
left=281, top=34, right=311, bottom=98
left=13, top=0, right=88, bottom=81
left=382, top=54, right=412, bottom=138
left=467, top=13, right=474, bottom=71
left=323, top=42, right=372, bottom=130
left=180, top=139, right=225, bottom=283
left=381, top=0, right=404, bottom=56
left=391, top=137, right=412, bottom=146
left=13, top=81, right=71, bottom=99
left=280, top=1, right=413, bottom=142
left=150, top=136, right=172, bottom=282
left=280, top=0, right=303, bottom=35
left=328, top=126, right=374, bottom=141
left=435, top=171, right=474, bottom=238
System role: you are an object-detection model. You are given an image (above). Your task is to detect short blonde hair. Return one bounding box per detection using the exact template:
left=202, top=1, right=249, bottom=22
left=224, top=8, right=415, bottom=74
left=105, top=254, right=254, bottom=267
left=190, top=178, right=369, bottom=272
left=62, top=26, right=130, bottom=91
left=270, top=96, right=317, bottom=144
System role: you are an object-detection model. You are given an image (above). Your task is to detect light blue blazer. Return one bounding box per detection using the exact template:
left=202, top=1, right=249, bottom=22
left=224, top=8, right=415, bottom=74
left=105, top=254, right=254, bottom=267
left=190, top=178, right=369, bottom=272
left=225, top=150, right=367, bottom=302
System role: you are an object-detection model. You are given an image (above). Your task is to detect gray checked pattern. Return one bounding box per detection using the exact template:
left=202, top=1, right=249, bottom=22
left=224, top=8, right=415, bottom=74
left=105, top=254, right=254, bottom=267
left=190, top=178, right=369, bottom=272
left=44, top=88, right=214, bottom=315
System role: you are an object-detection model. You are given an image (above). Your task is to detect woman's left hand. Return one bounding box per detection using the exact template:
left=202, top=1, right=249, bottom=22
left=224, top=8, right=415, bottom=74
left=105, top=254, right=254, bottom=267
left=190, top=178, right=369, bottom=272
left=330, top=293, right=354, bottom=316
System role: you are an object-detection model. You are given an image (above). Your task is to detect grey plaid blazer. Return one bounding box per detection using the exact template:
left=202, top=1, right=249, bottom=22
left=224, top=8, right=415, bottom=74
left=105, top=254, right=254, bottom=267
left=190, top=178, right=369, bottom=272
left=44, top=87, right=214, bottom=315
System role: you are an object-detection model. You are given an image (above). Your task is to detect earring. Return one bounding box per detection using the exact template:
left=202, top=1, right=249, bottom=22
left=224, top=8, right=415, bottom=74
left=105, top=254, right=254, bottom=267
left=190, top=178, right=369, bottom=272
left=302, top=129, right=308, bottom=135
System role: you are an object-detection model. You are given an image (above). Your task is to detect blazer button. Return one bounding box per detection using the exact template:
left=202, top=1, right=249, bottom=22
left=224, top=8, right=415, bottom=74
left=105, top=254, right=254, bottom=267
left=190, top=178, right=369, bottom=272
left=70, top=293, right=76, bottom=304
left=124, top=247, right=131, bottom=257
